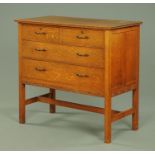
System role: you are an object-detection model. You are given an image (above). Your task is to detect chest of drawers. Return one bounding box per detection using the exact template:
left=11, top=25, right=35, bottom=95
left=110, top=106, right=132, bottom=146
left=16, top=16, right=142, bottom=143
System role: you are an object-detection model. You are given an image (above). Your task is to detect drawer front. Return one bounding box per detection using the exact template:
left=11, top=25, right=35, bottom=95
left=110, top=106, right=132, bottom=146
left=23, top=59, right=104, bottom=95
left=61, top=28, right=105, bottom=48
left=22, top=41, right=104, bottom=68
left=22, top=24, right=59, bottom=43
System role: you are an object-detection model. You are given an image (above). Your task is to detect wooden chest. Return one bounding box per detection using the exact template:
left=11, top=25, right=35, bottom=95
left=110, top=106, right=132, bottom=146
left=16, top=16, right=142, bottom=143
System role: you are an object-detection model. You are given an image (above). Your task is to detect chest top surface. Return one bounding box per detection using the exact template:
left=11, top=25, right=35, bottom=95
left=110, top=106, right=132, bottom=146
left=16, top=16, right=142, bottom=30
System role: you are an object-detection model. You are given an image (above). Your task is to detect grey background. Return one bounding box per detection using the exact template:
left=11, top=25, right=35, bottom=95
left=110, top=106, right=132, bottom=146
left=0, top=3, right=155, bottom=150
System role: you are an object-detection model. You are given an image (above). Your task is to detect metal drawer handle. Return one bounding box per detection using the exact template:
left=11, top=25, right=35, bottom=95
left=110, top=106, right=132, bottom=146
left=35, top=32, right=47, bottom=35
left=76, top=35, right=89, bottom=39
left=35, top=48, right=47, bottom=52
left=35, top=67, right=46, bottom=72
left=75, top=73, right=89, bottom=78
left=76, top=53, right=89, bottom=57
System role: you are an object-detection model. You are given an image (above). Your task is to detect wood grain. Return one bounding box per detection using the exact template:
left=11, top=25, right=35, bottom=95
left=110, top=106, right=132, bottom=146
left=22, top=58, right=104, bottom=96
left=24, top=93, right=124, bottom=116
left=22, top=40, right=104, bottom=68
left=23, top=78, right=104, bottom=97
left=104, top=30, right=112, bottom=143
left=18, top=23, right=26, bottom=124
left=110, top=26, right=139, bottom=95
left=16, top=16, right=142, bottom=143
left=49, top=88, right=56, bottom=113
left=132, top=26, right=140, bottom=130
left=38, top=96, right=105, bottom=114
left=61, top=27, right=105, bottom=48
left=15, top=16, right=142, bottom=30
left=22, top=24, right=60, bottom=43
left=112, top=108, right=134, bottom=122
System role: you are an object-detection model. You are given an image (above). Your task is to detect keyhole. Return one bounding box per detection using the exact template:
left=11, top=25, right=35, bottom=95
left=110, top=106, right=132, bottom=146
left=81, top=30, right=84, bottom=34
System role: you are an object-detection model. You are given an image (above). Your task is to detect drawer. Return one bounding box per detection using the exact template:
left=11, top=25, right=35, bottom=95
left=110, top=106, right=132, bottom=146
left=23, top=59, right=104, bottom=96
left=22, top=24, right=59, bottom=43
left=61, top=28, right=105, bottom=48
left=22, top=40, right=104, bottom=68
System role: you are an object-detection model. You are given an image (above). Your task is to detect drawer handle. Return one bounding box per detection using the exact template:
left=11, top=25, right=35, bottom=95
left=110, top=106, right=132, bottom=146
left=76, top=53, right=89, bottom=57
left=35, top=48, right=47, bottom=52
left=76, top=35, right=89, bottom=39
left=35, top=32, right=47, bottom=35
left=75, top=73, right=89, bottom=78
left=35, top=67, right=46, bottom=72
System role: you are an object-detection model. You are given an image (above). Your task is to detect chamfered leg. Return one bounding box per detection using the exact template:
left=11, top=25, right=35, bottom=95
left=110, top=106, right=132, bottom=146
left=19, top=83, right=26, bottom=124
left=104, top=96, right=112, bottom=143
left=132, top=88, right=139, bottom=130
left=49, top=88, right=56, bottom=113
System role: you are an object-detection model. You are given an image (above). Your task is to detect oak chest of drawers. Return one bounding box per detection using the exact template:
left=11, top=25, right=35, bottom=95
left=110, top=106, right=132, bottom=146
left=16, top=16, right=142, bottom=143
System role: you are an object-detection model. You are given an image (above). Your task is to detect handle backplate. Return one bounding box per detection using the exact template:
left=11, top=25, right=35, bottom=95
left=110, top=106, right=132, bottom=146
left=76, top=35, right=89, bottom=39
left=76, top=53, right=89, bottom=57
left=75, top=73, right=89, bottom=78
left=35, top=32, right=47, bottom=35
left=34, top=48, right=47, bottom=52
left=35, top=67, right=46, bottom=72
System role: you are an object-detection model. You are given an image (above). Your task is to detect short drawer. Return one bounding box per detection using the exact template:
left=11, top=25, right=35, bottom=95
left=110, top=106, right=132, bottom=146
left=61, top=28, right=105, bottom=48
left=22, top=40, right=104, bottom=68
left=23, top=59, right=104, bottom=96
left=22, top=24, right=59, bottom=43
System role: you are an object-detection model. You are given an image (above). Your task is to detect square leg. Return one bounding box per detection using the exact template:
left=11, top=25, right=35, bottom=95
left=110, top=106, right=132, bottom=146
left=19, top=83, right=26, bottom=124
left=132, top=88, right=139, bottom=130
left=104, top=96, right=112, bottom=143
left=49, top=88, right=56, bottom=113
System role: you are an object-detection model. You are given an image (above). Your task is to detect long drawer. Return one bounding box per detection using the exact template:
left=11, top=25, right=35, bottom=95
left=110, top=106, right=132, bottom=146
left=22, top=40, right=104, bottom=68
left=23, top=59, right=104, bottom=96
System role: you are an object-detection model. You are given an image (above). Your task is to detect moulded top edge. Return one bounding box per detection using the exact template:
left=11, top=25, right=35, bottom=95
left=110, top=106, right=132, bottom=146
left=15, top=16, right=143, bottom=30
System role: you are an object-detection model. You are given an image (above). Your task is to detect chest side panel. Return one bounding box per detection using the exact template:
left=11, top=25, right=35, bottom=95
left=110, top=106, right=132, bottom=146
left=110, top=26, right=140, bottom=96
